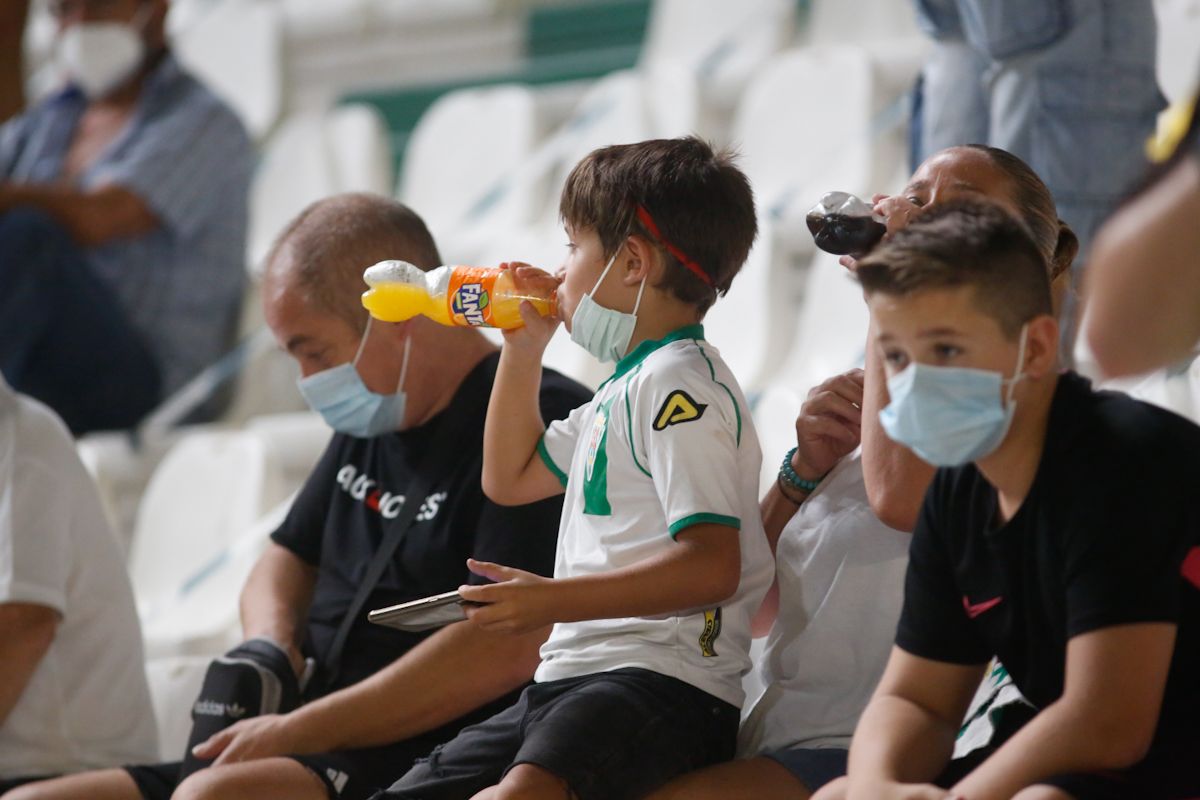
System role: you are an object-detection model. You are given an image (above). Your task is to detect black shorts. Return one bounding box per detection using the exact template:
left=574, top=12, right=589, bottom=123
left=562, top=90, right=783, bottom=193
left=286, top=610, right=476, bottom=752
left=378, top=668, right=740, bottom=800
left=126, top=734, right=448, bottom=800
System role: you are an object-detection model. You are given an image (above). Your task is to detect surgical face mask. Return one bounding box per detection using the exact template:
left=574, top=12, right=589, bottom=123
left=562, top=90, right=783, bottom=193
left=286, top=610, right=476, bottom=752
left=570, top=245, right=647, bottom=363
left=56, top=7, right=149, bottom=99
left=297, top=319, right=412, bottom=438
left=878, top=325, right=1030, bottom=467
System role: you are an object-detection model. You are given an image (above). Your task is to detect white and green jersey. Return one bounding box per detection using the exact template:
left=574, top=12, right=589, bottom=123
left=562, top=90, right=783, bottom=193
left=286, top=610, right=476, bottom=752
left=535, top=324, right=772, bottom=707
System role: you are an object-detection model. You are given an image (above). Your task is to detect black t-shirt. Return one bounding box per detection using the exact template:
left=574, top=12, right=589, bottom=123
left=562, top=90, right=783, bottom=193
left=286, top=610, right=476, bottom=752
left=271, top=353, right=591, bottom=692
left=897, top=371, right=1200, bottom=742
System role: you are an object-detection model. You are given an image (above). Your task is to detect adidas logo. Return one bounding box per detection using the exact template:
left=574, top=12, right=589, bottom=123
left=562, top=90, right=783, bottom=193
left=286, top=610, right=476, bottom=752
left=193, top=700, right=247, bottom=719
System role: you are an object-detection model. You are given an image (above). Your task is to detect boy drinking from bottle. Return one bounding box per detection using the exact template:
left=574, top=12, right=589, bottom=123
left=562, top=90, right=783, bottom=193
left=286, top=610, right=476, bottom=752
left=374, top=137, right=772, bottom=800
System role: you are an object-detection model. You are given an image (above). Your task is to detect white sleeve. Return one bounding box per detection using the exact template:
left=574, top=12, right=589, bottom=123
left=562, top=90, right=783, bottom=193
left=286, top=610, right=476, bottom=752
left=538, top=402, right=590, bottom=488
left=0, top=457, right=70, bottom=613
left=634, top=366, right=746, bottom=538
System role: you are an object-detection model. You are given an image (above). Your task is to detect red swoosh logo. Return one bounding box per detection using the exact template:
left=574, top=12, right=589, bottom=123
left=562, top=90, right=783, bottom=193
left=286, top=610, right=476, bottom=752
left=963, top=595, right=1003, bottom=619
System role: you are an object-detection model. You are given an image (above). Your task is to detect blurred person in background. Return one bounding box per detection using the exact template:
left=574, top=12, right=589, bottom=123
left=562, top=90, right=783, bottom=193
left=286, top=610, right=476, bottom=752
left=909, top=0, right=1163, bottom=349
left=0, top=0, right=252, bottom=435
left=1084, top=92, right=1200, bottom=378
left=0, top=372, right=157, bottom=794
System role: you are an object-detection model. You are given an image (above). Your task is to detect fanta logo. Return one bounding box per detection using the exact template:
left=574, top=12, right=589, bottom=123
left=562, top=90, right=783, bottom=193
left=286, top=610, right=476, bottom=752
left=451, top=283, right=489, bottom=326
left=335, top=464, right=448, bottom=522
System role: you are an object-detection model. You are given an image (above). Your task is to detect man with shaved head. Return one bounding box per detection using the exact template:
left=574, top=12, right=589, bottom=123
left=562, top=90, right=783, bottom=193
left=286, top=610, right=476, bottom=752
left=4, top=194, right=590, bottom=800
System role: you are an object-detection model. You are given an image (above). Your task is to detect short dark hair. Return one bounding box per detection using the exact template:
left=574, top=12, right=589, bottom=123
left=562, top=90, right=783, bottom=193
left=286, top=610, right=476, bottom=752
left=559, top=136, right=757, bottom=314
left=264, top=193, right=442, bottom=329
left=856, top=200, right=1053, bottom=338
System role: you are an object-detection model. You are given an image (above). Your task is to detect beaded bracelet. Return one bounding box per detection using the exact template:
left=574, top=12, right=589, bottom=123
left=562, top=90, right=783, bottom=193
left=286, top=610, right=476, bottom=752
left=779, top=446, right=824, bottom=493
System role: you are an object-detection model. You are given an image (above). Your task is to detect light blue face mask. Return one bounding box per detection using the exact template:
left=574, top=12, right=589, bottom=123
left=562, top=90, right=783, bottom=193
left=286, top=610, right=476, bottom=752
left=297, top=318, right=411, bottom=438
left=879, top=325, right=1029, bottom=467
left=570, top=244, right=647, bottom=363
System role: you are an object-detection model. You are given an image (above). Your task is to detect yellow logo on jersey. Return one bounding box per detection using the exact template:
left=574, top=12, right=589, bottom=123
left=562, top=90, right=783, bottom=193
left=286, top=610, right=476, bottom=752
left=654, top=390, right=707, bottom=431
left=699, top=608, right=722, bottom=657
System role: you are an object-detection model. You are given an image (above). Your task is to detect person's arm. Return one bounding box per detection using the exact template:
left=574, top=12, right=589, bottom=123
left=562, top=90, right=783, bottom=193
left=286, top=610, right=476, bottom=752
left=949, top=623, right=1176, bottom=800
left=753, top=368, right=865, bottom=635
left=1084, top=154, right=1200, bottom=377
left=861, top=318, right=935, bottom=532
left=0, top=182, right=159, bottom=246
left=482, top=267, right=570, bottom=506
left=0, top=0, right=28, bottom=123
left=0, top=602, right=58, bottom=726
left=846, top=647, right=985, bottom=799
left=239, top=543, right=317, bottom=677
left=460, top=522, right=740, bottom=634
left=194, top=618, right=549, bottom=763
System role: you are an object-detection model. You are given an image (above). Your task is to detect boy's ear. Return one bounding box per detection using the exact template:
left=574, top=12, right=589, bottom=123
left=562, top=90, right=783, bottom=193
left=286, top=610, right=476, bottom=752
left=1023, top=314, right=1060, bottom=379
left=621, top=235, right=660, bottom=287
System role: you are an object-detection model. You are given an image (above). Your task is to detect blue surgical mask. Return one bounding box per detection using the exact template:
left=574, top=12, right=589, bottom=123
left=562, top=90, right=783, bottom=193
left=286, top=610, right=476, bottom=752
left=879, top=325, right=1029, bottom=467
left=297, top=318, right=411, bottom=437
left=570, top=245, right=647, bottom=363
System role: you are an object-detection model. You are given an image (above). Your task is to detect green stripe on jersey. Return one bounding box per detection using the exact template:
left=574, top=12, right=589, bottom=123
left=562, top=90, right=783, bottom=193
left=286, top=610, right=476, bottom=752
left=695, top=342, right=742, bottom=446
left=582, top=396, right=615, bottom=515
left=668, top=512, right=741, bottom=538
left=536, top=437, right=568, bottom=488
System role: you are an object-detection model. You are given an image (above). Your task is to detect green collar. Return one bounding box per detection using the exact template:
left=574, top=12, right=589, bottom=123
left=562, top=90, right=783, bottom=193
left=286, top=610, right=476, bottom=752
left=602, top=324, right=706, bottom=387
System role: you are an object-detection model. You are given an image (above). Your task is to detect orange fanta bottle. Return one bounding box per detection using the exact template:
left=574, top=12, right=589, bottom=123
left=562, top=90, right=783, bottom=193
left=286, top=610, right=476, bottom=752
left=361, top=261, right=558, bottom=329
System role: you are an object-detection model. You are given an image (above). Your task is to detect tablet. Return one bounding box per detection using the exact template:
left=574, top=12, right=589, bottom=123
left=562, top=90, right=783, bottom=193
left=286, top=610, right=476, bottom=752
left=368, top=591, right=470, bottom=632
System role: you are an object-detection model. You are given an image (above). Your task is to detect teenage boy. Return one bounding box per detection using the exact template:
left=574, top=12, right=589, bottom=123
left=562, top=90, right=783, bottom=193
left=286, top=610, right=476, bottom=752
left=817, top=201, right=1200, bottom=800
left=375, top=137, right=774, bottom=800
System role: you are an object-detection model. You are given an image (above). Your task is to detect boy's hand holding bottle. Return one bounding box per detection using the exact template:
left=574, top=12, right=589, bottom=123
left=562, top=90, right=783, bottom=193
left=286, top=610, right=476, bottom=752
left=496, top=262, right=563, bottom=360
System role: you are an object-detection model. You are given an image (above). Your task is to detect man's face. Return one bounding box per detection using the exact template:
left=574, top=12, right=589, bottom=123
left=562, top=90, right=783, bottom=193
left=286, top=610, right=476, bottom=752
left=262, top=270, right=408, bottom=401
left=556, top=223, right=628, bottom=332
left=869, top=285, right=1023, bottom=381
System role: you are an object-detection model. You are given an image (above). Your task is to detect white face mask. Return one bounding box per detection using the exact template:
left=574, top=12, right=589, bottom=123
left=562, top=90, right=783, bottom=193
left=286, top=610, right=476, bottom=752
left=569, top=245, right=647, bottom=363
left=878, top=325, right=1030, bottom=467
left=296, top=318, right=412, bottom=438
left=57, top=9, right=149, bottom=99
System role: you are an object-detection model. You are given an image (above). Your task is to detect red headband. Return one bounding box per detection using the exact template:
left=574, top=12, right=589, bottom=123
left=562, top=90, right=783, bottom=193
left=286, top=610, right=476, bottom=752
left=635, top=205, right=714, bottom=288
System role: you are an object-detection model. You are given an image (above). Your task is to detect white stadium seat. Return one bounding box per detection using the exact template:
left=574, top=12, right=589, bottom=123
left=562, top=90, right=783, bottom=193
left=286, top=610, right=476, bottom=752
left=171, top=0, right=284, bottom=142
left=128, top=431, right=290, bottom=637
left=399, top=85, right=545, bottom=266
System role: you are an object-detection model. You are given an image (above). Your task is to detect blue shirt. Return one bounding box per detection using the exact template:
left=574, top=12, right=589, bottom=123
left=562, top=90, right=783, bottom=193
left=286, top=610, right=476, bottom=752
left=0, top=53, right=253, bottom=396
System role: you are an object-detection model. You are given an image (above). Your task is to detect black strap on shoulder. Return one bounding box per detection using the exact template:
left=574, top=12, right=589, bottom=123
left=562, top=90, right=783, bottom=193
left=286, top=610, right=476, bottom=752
left=318, top=399, right=476, bottom=693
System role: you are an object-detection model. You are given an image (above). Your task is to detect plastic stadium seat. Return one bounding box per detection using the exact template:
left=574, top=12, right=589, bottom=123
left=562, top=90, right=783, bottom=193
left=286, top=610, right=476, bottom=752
left=139, top=498, right=294, bottom=660
left=399, top=85, right=544, bottom=265
left=752, top=383, right=804, bottom=496
left=780, top=252, right=871, bottom=397
left=327, top=104, right=394, bottom=197
left=247, top=104, right=394, bottom=275
left=171, top=0, right=283, bottom=142
left=127, top=431, right=291, bottom=634
left=702, top=217, right=798, bottom=393
left=805, top=0, right=922, bottom=45
left=642, top=0, right=797, bottom=134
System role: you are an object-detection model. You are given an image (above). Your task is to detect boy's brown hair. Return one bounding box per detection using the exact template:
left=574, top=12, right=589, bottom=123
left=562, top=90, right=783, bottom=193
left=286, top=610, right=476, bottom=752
left=560, top=136, right=757, bottom=314
left=856, top=200, right=1052, bottom=338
